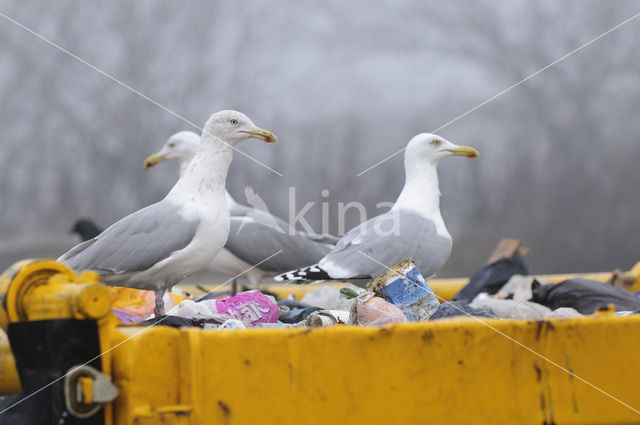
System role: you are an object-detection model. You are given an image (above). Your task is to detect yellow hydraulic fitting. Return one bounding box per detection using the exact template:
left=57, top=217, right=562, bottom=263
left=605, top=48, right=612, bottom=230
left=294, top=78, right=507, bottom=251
left=0, top=259, right=110, bottom=330
left=0, top=258, right=119, bottom=425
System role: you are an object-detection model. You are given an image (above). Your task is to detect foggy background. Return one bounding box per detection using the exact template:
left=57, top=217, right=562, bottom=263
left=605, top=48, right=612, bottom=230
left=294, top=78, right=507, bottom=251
left=0, top=0, right=639, bottom=278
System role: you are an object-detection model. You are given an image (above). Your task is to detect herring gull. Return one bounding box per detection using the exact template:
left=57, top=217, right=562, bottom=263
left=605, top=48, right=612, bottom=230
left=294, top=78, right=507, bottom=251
left=58, top=110, right=276, bottom=315
left=144, top=131, right=336, bottom=288
left=274, top=133, right=478, bottom=281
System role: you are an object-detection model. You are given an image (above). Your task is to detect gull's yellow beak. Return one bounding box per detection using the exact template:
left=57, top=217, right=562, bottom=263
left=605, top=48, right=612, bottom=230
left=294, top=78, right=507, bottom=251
left=144, top=152, right=167, bottom=169
left=241, top=128, right=277, bottom=143
left=446, top=146, right=479, bottom=158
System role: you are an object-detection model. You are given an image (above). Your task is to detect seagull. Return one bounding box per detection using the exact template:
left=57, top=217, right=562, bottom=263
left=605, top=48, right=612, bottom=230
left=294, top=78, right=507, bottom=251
left=144, top=131, right=336, bottom=290
left=58, top=110, right=276, bottom=316
left=274, top=133, right=478, bottom=282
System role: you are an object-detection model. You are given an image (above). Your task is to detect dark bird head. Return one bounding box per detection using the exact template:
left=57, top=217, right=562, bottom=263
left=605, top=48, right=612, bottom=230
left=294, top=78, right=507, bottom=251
left=71, top=219, right=102, bottom=241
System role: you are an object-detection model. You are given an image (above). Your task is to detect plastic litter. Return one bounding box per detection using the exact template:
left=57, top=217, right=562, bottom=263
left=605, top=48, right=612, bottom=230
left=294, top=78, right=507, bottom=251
left=217, top=319, right=248, bottom=330
left=547, top=307, right=582, bottom=318
left=300, top=284, right=365, bottom=310
left=330, top=292, right=360, bottom=312
left=167, top=290, right=279, bottom=326
left=111, top=286, right=187, bottom=319
left=340, top=288, right=359, bottom=299
left=112, top=308, right=144, bottom=324
left=531, top=278, right=640, bottom=314
left=494, top=275, right=541, bottom=301
left=300, top=285, right=342, bottom=309
left=470, top=293, right=551, bottom=319
left=349, top=293, right=407, bottom=326
left=254, top=322, right=298, bottom=329
left=454, top=255, right=529, bottom=303
left=207, top=290, right=279, bottom=325
left=303, top=310, right=351, bottom=327
left=166, top=299, right=222, bottom=320
left=367, top=258, right=439, bottom=321
left=279, top=306, right=321, bottom=324
left=429, top=301, right=497, bottom=320
left=144, top=316, right=200, bottom=328
left=277, top=295, right=313, bottom=309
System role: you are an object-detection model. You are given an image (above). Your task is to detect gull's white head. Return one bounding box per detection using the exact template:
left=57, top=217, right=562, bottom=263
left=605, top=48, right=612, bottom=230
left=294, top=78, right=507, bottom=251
left=144, top=131, right=200, bottom=169
left=202, top=110, right=277, bottom=146
left=405, top=133, right=478, bottom=167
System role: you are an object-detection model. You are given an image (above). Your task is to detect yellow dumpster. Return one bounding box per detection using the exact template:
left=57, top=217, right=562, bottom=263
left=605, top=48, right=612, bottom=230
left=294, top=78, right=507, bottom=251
left=1, top=259, right=640, bottom=424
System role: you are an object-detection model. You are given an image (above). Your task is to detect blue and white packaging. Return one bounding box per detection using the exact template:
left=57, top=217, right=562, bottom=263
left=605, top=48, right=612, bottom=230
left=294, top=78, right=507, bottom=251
left=367, top=258, right=440, bottom=321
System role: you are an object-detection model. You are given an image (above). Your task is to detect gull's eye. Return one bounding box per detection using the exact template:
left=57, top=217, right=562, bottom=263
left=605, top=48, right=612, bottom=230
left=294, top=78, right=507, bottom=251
left=168, top=143, right=175, bottom=148
left=229, top=119, right=238, bottom=125
left=432, top=139, right=441, bottom=146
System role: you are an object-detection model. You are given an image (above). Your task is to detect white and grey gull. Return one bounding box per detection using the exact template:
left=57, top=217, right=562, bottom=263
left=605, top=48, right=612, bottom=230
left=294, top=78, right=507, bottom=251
left=274, top=133, right=478, bottom=282
left=58, top=110, right=276, bottom=315
left=144, top=130, right=337, bottom=288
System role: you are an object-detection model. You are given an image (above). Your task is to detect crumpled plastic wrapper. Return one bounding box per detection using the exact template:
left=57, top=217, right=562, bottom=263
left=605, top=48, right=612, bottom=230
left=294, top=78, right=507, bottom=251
left=300, top=284, right=365, bottom=311
left=494, top=275, right=544, bottom=302
left=470, top=293, right=552, bottom=319
left=111, top=286, right=188, bottom=320
left=303, top=310, right=351, bottom=327
left=349, top=292, right=407, bottom=326
left=547, top=307, right=583, bottom=318
left=167, top=290, right=279, bottom=326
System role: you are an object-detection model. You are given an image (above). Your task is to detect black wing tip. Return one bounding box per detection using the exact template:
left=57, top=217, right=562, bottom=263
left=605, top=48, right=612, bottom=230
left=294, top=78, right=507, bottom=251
left=274, top=265, right=331, bottom=283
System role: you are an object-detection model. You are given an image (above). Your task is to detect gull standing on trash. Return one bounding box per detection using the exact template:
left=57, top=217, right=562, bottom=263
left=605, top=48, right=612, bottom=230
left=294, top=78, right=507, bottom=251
left=275, top=133, right=478, bottom=282
left=144, top=131, right=336, bottom=288
left=58, top=111, right=277, bottom=315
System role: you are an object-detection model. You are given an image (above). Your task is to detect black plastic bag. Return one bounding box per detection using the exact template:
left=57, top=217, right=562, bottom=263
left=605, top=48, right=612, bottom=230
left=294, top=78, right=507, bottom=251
left=531, top=278, right=640, bottom=314
left=454, top=255, right=529, bottom=303
left=145, top=315, right=201, bottom=328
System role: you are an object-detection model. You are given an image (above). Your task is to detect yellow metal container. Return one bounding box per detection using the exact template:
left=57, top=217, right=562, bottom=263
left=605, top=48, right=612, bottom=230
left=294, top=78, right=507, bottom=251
left=2, top=259, right=640, bottom=424
left=109, top=261, right=640, bottom=424
left=110, top=315, right=640, bottom=425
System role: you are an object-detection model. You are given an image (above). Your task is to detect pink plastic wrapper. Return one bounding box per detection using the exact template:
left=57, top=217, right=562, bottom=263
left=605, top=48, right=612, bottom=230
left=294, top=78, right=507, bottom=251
left=213, top=290, right=279, bottom=326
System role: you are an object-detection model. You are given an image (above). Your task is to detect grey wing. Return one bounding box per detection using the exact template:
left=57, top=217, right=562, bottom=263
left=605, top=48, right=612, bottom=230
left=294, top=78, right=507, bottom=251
left=58, top=200, right=200, bottom=276
left=320, top=210, right=452, bottom=278
left=300, top=231, right=341, bottom=245
left=225, top=215, right=333, bottom=272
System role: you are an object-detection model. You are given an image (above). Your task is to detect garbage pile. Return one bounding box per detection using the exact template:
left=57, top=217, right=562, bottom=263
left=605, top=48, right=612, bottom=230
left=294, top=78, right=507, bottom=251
left=109, top=256, right=640, bottom=329
left=452, top=255, right=640, bottom=319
